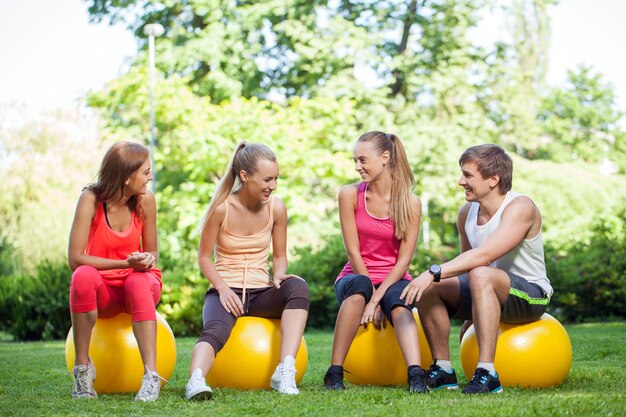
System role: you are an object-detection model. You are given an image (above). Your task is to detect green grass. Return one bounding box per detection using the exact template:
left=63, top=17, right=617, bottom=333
left=1, top=323, right=625, bottom=416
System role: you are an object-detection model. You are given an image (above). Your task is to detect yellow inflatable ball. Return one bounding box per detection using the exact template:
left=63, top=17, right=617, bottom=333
left=460, top=313, right=572, bottom=388
left=65, top=312, right=176, bottom=393
left=343, top=309, right=433, bottom=386
left=207, top=316, right=308, bottom=389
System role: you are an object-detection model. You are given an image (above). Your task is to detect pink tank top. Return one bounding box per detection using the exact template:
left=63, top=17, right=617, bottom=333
left=336, top=182, right=411, bottom=285
left=85, top=201, right=162, bottom=287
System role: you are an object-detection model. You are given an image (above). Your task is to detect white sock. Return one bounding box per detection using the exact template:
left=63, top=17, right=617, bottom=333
left=477, top=362, right=496, bottom=376
left=191, top=368, right=204, bottom=380
left=435, top=360, right=453, bottom=373
left=283, top=355, right=296, bottom=368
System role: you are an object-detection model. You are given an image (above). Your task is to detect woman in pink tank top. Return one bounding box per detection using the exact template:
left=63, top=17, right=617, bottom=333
left=67, top=142, right=163, bottom=402
left=184, top=142, right=309, bottom=400
left=324, top=131, right=428, bottom=393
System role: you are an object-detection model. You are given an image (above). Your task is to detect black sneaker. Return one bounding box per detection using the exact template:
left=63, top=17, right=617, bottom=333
left=462, top=368, right=503, bottom=394
left=425, top=363, right=459, bottom=391
left=324, top=365, right=345, bottom=390
left=407, top=366, right=428, bottom=394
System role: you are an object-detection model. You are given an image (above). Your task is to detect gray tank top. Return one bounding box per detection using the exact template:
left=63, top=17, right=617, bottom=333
left=464, top=191, right=553, bottom=298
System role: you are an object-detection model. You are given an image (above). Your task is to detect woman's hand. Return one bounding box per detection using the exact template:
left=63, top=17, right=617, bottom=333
left=361, top=301, right=386, bottom=330
left=272, top=273, right=302, bottom=289
left=217, top=287, right=245, bottom=317
left=126, top=252, right=155, bottom=271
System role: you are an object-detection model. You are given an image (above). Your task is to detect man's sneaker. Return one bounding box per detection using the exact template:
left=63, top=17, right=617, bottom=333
left=71, top=361, right=97, bottom=399
left=425, top=363, right=459, bottom=391
left=270, top=356, right=299, bottom=395
left=185, top=369, right=213, bottom=401
left=407, top=366, right=428, bottom=394
left=462, top=367, right=503, bottom=394
left=134, top=369, right=166, bottom=402
left=323, top=365, right=345, bottom=390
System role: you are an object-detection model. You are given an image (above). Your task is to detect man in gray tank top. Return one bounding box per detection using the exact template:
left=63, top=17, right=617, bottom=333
left=401, top=144, right=552, bottom=395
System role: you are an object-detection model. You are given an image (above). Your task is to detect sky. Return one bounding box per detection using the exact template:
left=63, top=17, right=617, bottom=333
left=1, top=0, right=625, bottom=123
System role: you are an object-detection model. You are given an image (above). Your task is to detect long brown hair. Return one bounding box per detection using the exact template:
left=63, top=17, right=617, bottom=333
left=85, top=141, right=150, bottom=214
left=201, top=141, right=277, bottom=229
left=357, top=131, right=416, bottom=240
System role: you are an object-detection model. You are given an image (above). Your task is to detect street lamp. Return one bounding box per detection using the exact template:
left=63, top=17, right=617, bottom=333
left=143, top=23, right=165, bottom=193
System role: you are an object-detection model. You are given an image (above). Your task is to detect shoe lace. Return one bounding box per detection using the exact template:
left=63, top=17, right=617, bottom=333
left=408, top=367, right=426, bottom=385
left=427, top=364, right=441, bottom=378
left=468, top=368, right=490, bottom=386
left=326, top=369, right=343, bottom=386
left=72, top=367, right=91, bottom=394
left=137, top=366, right=168, bottom=397
left=280, top=364, right=297, bottom=390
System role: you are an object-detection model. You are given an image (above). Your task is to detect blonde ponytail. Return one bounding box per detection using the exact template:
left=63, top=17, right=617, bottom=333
left=200, top=141, right=277, bottom=230
left=356, top=131, right=416, bottom=240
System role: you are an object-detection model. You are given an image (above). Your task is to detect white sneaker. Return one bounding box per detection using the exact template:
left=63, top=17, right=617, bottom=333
left=270, top=355, right=299, bottom=395
left=134, top=369, right=166, bottom=402
left=71, top=359, right=97, bottom=399
left=185, top=368, right=213, bottom=401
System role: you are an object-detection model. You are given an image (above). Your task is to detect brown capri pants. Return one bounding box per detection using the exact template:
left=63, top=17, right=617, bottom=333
left=197, top=277, right=309, bottom=354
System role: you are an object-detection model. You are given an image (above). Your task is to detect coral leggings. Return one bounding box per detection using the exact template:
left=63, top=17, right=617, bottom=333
left=69, top=265, right=162, bottom=322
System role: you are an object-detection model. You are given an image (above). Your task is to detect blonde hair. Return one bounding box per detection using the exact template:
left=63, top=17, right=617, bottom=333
left=201, top=141, right=277, bottom=229
left=357, top=131, right=416, bottom=240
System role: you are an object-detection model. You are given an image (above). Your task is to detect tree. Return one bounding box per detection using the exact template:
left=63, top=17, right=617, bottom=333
left=538, top=65, right=626, bottom=170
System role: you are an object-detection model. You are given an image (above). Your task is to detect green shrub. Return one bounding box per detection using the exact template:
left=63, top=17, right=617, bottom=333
left=288, top=234, right=346, bottom=329
left=547, top=211, right=626, bottom=322
left=158, top=265, right=207, bottom=337
left=0, top=260, right=71, bottom=341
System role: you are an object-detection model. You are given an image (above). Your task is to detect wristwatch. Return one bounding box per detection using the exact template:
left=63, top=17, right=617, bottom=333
left=428, top=264, right=442, bottom=282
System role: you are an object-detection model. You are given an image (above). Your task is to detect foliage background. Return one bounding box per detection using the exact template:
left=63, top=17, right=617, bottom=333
left=1, top=0, right=624, bottom=340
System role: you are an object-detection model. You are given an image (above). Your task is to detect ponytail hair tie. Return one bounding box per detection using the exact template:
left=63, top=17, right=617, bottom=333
left=386, top=133, right=392, bottom=140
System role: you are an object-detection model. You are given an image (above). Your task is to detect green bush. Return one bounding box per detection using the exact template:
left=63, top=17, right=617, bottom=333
left=288, top=234, right=347, bottom=329
left=547, top=211, right=626, bottom=322
left=0, top=260, right=71, bottom=341
left=158, top=265, right=207, bottom=337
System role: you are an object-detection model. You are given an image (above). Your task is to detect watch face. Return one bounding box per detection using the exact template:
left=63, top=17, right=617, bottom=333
left=430, top=264, right=441, bottom=274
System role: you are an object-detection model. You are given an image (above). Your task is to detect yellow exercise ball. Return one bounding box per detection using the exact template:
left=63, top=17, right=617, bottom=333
left=343, top=309, right=433, bottom=386
left=460, top=313, right=572, bottom=388
left=65, top=312, right=177, bottom=393
left=207, top=316, right=308, bottom=389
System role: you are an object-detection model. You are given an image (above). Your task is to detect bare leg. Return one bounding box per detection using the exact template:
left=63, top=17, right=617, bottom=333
left=280, top=309, right=308, bottom=360
left=132, top=320, right=157, bottom=371
left=189, top=342, right=216, bottom=377
left=391, top=307, right=420, bottom=366
left=417, top=278, right=462, bottom=361
left=468, top=267, right=510, bottom=362
left=330, top=294, right=366, bottom=365
left=71, top=311, right=98, bottom=365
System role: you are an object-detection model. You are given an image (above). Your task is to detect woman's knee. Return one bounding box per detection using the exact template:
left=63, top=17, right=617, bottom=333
left=70, top=265, right=101, bottom=293
left=281, top=277, right=309, bottom=299
left=125, top=272, right=161, bottom=304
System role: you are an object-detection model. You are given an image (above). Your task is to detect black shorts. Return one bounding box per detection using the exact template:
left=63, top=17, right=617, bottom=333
left=451, top=272, right=550, bottom=324
left=334, top=274, right=412, bottom=325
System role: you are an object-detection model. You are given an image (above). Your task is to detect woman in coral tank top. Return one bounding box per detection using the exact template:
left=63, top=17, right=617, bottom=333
left=67, top=142, right=163, bottom=402
left=323, top=131, right=427, bottom=393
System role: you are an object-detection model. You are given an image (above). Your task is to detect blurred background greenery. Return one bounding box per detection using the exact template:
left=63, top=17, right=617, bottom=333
left=1, top=0, right=624, bottom=340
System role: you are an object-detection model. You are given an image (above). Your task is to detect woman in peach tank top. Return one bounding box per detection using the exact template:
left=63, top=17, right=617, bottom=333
left=185, top=142, right=309, bottom=401
left=67, top=142, right=163, bottom=402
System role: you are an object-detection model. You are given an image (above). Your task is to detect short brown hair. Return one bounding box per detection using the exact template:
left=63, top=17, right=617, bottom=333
left=459, top=144, right=512, bottom=194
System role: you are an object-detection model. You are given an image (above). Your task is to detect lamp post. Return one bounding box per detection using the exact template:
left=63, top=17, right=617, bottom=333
left=143, top=23, right=164, bottom=193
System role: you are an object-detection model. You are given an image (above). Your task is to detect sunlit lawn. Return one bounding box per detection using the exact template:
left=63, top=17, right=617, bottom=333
left=0, top=323, right=624, bottom=416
